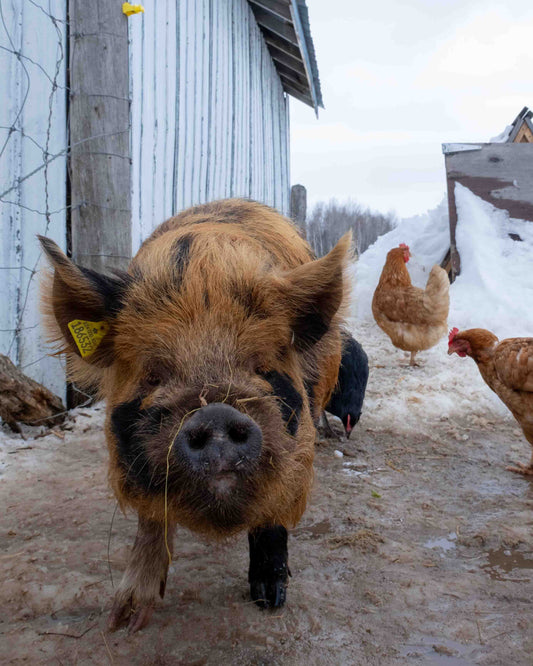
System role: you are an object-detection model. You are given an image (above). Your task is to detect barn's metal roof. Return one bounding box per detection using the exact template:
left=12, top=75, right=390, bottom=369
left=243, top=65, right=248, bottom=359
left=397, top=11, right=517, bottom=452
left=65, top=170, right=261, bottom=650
left=248, top=0, right=323, bottom=114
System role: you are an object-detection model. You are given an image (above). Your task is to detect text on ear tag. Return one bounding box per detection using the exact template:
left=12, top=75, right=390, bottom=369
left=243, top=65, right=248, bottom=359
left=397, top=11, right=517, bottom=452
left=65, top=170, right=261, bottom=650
left=68, top=319, right=109, bottom=358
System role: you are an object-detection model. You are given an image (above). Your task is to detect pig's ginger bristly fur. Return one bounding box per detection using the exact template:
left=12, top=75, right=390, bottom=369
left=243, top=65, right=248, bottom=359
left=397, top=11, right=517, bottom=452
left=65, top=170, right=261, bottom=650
left=39, top=199, right=353, bottom=534
left=448, top=327, right=533, bottom=475
left=372, top=245, right=450, bottom=366
left=39, top=199, right=353, bottom=629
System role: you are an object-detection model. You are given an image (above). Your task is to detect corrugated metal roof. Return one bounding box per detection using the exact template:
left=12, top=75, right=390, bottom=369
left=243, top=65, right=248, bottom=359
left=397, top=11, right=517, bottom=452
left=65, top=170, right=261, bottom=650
left=247, top=0, right=323, bottom=114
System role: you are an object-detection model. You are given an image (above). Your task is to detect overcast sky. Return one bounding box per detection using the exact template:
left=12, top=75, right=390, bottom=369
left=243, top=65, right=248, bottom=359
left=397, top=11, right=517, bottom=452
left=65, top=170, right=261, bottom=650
left=290, top=0, right=533, bottom=218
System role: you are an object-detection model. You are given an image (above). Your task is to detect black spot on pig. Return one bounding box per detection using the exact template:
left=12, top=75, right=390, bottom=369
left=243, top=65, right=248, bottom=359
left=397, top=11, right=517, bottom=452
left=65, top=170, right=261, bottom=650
left=78, top=266, right=133, bottom=316
left=259, top=371, right=302, bottom=436
left=171, top=234, right=193, bottom=284
left=111, top=398, right=171, bottom=493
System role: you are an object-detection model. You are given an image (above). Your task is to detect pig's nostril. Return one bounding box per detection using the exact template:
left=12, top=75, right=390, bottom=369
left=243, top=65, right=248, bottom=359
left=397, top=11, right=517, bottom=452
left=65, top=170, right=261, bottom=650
left=187, top=426, right=211, bottom=450
left=227, top=422, right=250, bottom=444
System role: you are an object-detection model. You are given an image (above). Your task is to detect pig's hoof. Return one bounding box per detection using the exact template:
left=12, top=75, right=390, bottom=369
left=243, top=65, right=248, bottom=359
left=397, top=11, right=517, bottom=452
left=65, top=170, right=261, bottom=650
left=107, top=594, right=155, bottom=634
left=250, top=569, right=288, bottom=609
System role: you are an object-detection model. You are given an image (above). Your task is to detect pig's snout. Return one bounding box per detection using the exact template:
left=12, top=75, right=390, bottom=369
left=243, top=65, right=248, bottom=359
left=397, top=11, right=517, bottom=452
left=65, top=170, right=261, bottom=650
left=175, top=403, right=262, bottom=481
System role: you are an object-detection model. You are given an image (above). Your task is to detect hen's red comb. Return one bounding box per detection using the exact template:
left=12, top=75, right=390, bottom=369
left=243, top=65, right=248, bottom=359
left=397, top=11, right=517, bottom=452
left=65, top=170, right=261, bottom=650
left=399, top=243, right=409, bottom=249
left=448, top=327, right=459, bottom=344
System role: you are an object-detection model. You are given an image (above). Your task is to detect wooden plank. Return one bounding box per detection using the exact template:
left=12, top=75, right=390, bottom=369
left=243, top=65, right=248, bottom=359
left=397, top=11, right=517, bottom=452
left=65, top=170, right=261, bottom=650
left=278, top=80, right=311, bottom=107
left=188, top=0, right=201, bottom=205
left=263, top=31, right=302, bottom=60
left=199, top=0, right=211, bottom=203
left=249, top=5, right=299, bottom=46
left=268, top=44, right=307, bottom=76
left=69, top=0, right=131, bottom=273
left=129, top=5, right=143, bottom=252
left=280, top=93, right=290, bottom=215
left=248, top=0, right=292, bottom=22
left=514, top=124, right=533, bottom=143
left=274, top=60, right=308, bottom=87
left=290, top=184, right=307, bottom=236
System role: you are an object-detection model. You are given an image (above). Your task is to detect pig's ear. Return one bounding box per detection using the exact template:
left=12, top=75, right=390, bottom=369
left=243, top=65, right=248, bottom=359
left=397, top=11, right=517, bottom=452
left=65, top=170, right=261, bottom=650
left=38, top=235, right=132, bottom=367
left=279, top=232, right=352, bottom=350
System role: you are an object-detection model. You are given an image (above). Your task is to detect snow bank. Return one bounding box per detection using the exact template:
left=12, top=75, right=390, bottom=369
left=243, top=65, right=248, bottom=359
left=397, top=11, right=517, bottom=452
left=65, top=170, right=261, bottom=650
left=353, top=185, right=533, bottom=339
left=452, top=183, right=533, bottom=338
left=351, top=198, right=450, bottom=322
left=346, top=185, right=532, bottom=429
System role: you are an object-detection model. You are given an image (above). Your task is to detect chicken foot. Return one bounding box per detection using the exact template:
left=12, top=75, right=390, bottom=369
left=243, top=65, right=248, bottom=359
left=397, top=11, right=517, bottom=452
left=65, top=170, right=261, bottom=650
left=506, top=449, right=533, bottom=476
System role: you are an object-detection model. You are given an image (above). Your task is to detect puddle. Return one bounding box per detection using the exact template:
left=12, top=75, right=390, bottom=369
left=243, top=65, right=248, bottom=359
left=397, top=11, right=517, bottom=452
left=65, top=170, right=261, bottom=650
left=341, top=461, right=386, bottom=478
left=399, top=634, right=482, bottom=664
left=424, top=532, right=457, bottom=556
left=342, top=468, right=367, bottom=478
left=50, top=607, right=96, bottom=624
left=293, top=518, right=331, bottom=538
left=481, top=546, right=533, bottom=582
left=341, top=460, right=368, bottom=478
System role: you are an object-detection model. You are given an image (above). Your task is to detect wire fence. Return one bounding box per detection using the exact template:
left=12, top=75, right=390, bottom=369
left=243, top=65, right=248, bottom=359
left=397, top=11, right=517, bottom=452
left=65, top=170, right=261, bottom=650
left=1, top=0, right=297, bottom=413
left=0, top=1, right=131, bottom=405
left=0, top=1, right=69, bottom=402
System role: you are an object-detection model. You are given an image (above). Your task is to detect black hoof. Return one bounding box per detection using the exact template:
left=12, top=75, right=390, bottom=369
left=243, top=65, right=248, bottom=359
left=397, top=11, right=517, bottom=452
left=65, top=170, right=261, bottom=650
left=248, top=525, right=289, bottom=609
left=250, top=570, right=288, bottom=609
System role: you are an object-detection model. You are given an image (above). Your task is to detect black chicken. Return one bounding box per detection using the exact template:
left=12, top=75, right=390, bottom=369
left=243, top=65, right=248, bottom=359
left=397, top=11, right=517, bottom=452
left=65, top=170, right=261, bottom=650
left=324, top=332, right=369, bottom=439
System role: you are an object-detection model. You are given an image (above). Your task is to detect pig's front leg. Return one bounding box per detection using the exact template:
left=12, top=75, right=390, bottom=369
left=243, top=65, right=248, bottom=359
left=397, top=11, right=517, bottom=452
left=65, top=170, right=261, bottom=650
left=108, top=515, right=174, bottom=633
left=248, top=525, right=289, bottom=609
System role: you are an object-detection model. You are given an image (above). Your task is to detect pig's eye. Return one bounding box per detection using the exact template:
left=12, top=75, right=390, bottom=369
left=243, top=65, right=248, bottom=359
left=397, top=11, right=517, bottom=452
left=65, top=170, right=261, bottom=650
left=145, top=373, right=162, bottom=388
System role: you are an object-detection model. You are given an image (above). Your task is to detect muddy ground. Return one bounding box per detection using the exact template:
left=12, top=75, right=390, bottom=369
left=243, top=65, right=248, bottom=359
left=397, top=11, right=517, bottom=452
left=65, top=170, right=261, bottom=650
left=2, top=345, right=533, bottom=665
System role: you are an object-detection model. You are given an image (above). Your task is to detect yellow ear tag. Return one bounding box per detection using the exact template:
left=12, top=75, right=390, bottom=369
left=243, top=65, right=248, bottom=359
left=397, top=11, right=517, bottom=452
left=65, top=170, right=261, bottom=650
left=68, top=319, right=110, bottom=358
left=122, top=3, right=144, bottom=16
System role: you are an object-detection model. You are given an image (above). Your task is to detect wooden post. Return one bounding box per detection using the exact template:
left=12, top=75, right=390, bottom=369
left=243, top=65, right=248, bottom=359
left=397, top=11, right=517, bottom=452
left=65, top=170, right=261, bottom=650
left=445, top=172, right=461, bottom=281
left=290, top=184, right=307, bottom=238
left=69, top=1, right=131, bottom=274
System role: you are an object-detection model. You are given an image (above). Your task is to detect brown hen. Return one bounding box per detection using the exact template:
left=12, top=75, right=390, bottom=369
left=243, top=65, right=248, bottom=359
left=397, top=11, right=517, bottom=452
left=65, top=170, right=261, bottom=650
left=448, top=327, right=533, bottom=475
left=372, top=244, right=450, bottom=366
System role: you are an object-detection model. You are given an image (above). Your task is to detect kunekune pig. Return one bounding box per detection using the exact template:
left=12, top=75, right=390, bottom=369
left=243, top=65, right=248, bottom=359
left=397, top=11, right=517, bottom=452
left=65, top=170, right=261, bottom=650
left=39, top=199, right=351, bottom=632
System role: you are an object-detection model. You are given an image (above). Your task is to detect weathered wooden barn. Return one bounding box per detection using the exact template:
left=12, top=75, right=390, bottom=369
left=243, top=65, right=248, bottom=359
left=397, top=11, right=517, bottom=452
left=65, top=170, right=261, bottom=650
left=0, top=1, right=322, bottom=401
left=442, top=107, right=533, bottom=279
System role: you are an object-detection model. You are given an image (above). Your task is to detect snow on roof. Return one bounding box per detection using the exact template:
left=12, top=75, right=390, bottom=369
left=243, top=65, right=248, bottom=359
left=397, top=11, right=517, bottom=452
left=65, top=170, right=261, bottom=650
left=490, top=125, right=513, bottom=143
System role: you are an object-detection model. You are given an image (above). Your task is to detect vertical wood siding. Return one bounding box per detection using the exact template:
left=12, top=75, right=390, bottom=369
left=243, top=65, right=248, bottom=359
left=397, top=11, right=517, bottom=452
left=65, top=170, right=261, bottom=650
left=0, top=1, right=67, bottom=399
left=130, top=0, right=290, bottom=252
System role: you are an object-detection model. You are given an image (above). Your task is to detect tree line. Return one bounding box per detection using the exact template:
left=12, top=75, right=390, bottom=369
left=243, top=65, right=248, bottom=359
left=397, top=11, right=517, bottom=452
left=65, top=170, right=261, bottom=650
left=305, top=199, right=397, bottom=257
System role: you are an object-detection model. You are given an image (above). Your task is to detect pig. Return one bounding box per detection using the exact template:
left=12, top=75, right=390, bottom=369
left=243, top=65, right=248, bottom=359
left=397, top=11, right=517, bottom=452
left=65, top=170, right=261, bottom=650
left=39, top=199, right=351, bottom=632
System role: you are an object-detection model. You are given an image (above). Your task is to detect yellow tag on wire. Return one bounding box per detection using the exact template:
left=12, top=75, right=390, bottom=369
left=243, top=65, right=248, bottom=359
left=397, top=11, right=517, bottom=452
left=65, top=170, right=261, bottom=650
left=68, top=319, right=109, bottom=358
left=122, top=3, right=144, bottom=16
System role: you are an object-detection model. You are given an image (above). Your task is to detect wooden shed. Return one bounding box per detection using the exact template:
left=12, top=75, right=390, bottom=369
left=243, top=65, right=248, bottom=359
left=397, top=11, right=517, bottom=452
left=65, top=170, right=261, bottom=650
left=442, top=107, right=533, bottom=279
left=0, top=0, right=322, bottom=399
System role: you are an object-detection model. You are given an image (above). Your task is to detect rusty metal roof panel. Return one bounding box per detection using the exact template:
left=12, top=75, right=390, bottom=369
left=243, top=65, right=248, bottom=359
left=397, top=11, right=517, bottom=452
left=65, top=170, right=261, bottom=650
left=248, top=0, right=323, bottom=113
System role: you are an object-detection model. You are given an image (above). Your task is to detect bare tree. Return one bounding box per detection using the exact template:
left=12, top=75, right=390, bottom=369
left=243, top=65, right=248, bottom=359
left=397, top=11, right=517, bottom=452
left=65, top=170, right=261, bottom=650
left=306, top=199, right=397, bottom=257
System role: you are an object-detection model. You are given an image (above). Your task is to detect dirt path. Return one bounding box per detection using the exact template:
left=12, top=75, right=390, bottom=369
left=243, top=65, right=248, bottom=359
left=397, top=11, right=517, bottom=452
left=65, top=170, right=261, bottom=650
left=2, top=395, right=533, bottom=665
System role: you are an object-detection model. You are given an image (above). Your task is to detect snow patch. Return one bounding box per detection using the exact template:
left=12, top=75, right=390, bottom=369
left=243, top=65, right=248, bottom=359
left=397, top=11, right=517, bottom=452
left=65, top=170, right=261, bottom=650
left=352, top=186, right=533, bottom=339
left=452, top=183, right=533, bottom=338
